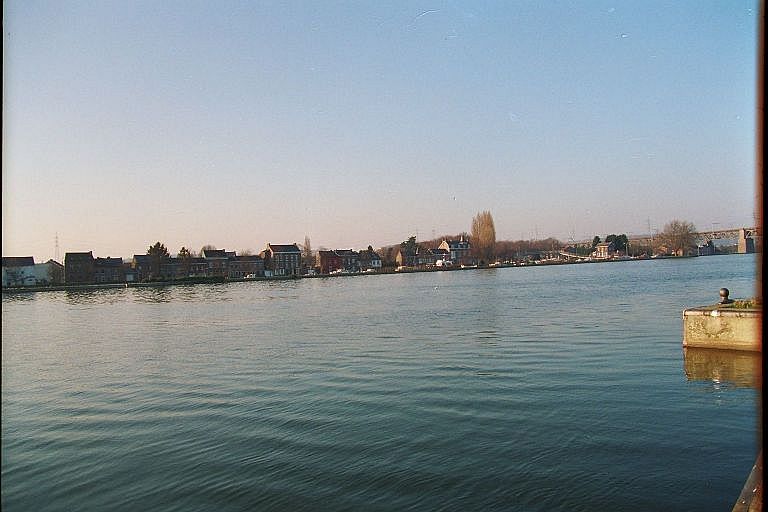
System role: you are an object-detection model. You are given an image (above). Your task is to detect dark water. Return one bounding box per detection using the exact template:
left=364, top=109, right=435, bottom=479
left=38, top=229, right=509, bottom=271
left=2, top=255, right=760, bottom=511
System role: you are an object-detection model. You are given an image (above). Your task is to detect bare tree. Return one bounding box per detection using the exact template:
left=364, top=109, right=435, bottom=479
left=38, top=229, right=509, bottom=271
left=178, top=246, right=192, bottom=276
left=302, top=236, right=313, bottom=269
left=658, top=220, right=697, bottom=256
left=471, top=211, right=496, bottom=264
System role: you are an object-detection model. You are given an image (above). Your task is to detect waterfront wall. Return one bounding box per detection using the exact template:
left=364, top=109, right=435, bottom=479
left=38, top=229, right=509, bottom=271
left=683, top=308, right=761, bottom=351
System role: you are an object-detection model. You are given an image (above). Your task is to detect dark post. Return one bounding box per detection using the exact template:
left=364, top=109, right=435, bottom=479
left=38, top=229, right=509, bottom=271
left=719, top=288, right=734, bottom=304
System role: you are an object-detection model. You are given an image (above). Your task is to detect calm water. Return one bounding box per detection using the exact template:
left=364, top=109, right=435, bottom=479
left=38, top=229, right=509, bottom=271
left=2, top=255, right=760, bottom=511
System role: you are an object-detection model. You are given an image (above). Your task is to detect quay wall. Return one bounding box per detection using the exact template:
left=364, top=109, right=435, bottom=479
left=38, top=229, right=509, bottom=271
left=683, top=307, right=761, bottom=351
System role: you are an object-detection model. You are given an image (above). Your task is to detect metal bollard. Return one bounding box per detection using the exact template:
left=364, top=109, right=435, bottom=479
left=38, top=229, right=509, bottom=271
left=719, top=288, right=734, bottom=304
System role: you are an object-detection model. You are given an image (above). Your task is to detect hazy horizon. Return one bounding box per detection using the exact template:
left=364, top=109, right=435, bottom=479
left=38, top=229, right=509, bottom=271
left=2, top=1, right=759, bottom=262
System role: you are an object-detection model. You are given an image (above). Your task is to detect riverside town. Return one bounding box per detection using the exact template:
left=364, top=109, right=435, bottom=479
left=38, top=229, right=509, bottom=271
left=1, top=214, right=761, bottom=290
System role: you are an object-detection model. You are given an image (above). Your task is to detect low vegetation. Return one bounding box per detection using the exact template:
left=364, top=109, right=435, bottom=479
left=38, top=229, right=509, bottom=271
left=726, top=298, right=762, bottom=309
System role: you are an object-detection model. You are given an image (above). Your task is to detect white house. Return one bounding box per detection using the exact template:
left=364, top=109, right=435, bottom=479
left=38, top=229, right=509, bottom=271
left=2, top=258, right=64, bottom=287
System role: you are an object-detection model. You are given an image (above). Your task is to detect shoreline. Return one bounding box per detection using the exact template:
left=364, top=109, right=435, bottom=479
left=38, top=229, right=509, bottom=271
left=0, top=254, right=725, bottom=295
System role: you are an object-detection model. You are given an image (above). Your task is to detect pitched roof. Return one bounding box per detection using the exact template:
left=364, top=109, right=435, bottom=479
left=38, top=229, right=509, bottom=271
left=359, top=249, right=381, bottom=260
left=235, top=255, right=263, bottom=262
left=65, top=252, right=94, bottom=262
left=94, top=257, right=124, bottom=267
left=202, top=249, right=228, bottom=258
left=268, top=244, right=301, bottom=253
left=317, top=250, right=341, bottom=260
left=442, top=239, right=471, bottom=249
left=2, top=256, right=35, bottom=267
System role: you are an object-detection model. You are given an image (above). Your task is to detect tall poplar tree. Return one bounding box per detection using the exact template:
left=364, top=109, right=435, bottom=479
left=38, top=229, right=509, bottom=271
left=302, top=236, right=313, bottom=270
left=471, top=211, right=496, bottom=264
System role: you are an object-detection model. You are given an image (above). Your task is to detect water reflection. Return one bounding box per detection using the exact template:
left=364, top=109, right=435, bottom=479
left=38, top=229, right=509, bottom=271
left=683, top=348, right=762, bottom=389
left=130, top=286, right=174, bottom=303
left=63, top=288, right=127, bottom=305
left=0, top=291, right=36, bottom=302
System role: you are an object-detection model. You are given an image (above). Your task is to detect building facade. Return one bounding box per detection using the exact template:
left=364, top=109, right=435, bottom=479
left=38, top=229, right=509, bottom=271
left=438, top=237, right=472, bottom=266
left=65, top=252, right=96, bottom=284
left=317, top=250, right=343, bottom=274
left=262, top=244, right=302, bottom=276
left=131, top=255, right=153, bottom=282
left=358, top=247, right=382, bottom=271
left=94, top=257, right=125, bottom=283
left=594, top=241, right=616, bottom=260
left=2, top=257, right=64, bottom=287
left=228, top=255, right=265, bottom=278
left=202, top=249, right=230, bottom=277
left=334, top=249, right=360, bottom=273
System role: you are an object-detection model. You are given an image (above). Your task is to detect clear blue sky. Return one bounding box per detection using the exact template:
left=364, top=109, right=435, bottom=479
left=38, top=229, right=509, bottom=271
left=2, top=1, right=759, bottom=261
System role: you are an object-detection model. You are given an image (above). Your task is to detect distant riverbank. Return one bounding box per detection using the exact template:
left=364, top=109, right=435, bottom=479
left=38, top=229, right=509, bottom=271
left=0, top=253, right=717, bottom=294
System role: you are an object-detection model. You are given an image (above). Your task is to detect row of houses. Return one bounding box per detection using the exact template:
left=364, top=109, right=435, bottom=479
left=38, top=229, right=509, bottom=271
left=316, top=247, right=382, bottom=274
left=396, top=238, right=474, bottom=268
left=3, top=243, right=382, bottom=287
left=3, top=238, right=475, bottom=288
left=64, top=244, right=306, bottom=285
left=2, top=244, right=304, bottom=287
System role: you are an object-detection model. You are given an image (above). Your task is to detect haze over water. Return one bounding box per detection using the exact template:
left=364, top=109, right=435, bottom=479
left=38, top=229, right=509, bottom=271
left=2, top=255, right=759, bottom=511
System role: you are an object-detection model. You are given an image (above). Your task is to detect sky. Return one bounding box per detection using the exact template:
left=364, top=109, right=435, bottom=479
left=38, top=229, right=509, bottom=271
left=2, top=1, right=760, bottom=261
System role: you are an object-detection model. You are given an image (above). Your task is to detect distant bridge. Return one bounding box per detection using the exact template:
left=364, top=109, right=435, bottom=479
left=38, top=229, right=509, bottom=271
left=627, top=227, right=760, bottom=244
left=693, top=227, right=759, bottom=243
left=625, top=226, right=760, bottom=254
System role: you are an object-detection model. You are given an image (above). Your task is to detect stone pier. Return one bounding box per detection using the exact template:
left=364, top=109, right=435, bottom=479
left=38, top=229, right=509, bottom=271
left=682, top=289, right=761, bottom=352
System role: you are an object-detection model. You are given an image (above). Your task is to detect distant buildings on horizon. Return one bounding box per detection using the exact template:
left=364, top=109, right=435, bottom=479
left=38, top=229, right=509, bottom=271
left=3, top=242, right=382, bottom=287
left=2, top=229, right=758, bottom=288
left=2, top=236, right=475, bottom=287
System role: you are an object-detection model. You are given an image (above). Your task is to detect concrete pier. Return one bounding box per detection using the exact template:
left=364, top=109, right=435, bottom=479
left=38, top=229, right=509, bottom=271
left=683, top=307, right=761, bottom=351
left=683, top=290, right=761, bottom=351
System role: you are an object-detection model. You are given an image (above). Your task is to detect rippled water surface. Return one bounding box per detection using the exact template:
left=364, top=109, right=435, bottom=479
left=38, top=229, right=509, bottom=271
left=2, top=255, right=760, bottom=511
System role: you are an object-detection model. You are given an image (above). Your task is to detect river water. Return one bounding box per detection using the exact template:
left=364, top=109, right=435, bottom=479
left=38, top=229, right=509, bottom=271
left=2, top=255, right=760, bottom=511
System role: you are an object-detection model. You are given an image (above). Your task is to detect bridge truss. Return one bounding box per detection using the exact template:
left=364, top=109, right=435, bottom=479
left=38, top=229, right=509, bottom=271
left=694, top=227, right=760, bottom=243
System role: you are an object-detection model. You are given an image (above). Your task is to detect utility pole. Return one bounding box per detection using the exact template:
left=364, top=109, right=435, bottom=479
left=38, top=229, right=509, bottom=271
left=647, top=219, right=654, bottom=246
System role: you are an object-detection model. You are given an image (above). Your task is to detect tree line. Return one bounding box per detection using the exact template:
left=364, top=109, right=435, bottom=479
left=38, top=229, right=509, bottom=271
left=375, top=214, right=702, bottom=266
left=143, top=215, right=702, bottom=276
